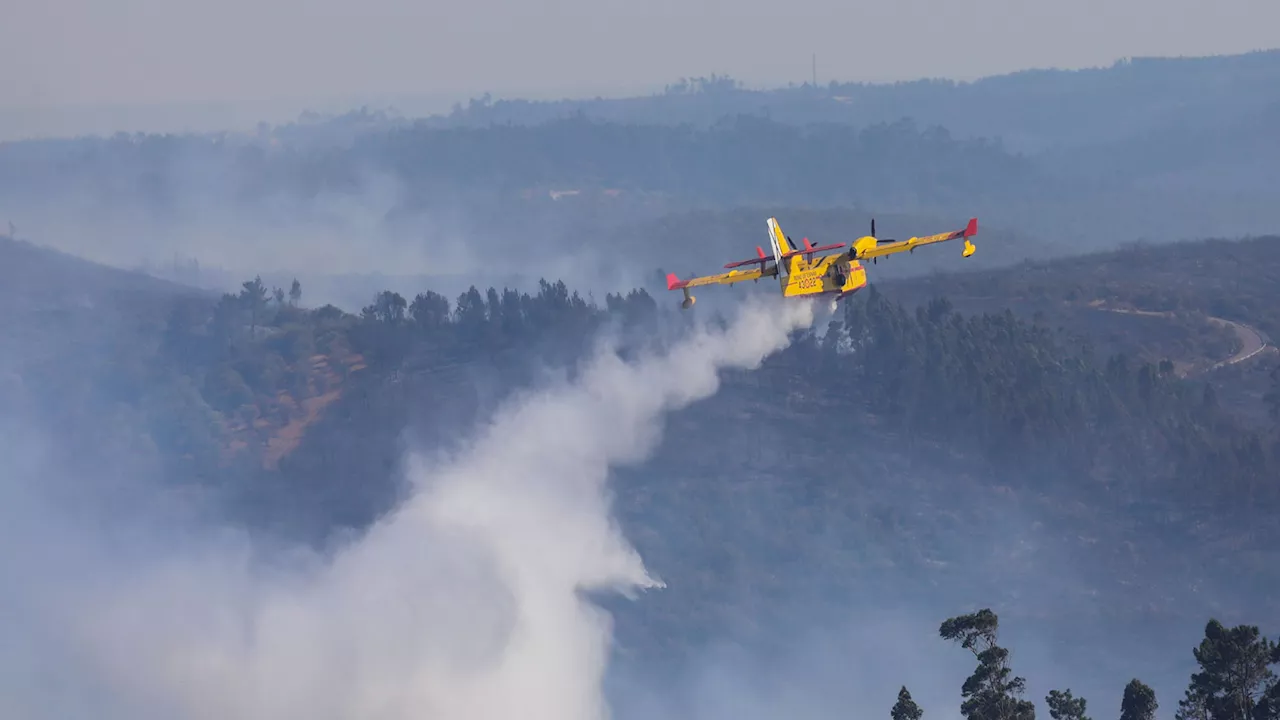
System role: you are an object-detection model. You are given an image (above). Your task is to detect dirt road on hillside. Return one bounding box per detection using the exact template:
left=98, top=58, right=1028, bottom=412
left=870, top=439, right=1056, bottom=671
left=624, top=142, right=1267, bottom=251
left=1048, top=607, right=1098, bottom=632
left=1085, top=302, right=1271, bottom=375
left=1204, top=316, right=1269, bottom=370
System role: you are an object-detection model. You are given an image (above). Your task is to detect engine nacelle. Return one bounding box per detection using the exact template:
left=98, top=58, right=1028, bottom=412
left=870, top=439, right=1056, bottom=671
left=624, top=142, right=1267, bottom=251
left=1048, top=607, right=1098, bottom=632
left=681, top=294, right=697, bottom=310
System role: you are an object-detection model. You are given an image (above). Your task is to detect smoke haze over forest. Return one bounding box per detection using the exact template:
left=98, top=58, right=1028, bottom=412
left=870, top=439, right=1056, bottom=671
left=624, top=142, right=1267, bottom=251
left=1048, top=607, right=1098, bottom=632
left=3, top=31, right=1280, bottom=720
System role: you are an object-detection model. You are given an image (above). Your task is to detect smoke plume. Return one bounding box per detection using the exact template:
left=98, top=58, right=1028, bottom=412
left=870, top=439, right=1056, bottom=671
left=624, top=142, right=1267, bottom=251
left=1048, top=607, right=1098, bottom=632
left=0, top=294, right=815, bottom=720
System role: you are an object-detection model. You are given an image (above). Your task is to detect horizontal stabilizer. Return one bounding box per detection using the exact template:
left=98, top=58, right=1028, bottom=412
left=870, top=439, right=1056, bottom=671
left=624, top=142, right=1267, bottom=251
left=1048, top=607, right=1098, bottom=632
left=783, top=242, right=845, bottom=257
left=724, top=246, right=771, bottom=269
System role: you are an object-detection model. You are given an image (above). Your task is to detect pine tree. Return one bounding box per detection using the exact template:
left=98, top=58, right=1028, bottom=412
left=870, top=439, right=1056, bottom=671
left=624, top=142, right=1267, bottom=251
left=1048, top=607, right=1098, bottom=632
left=1047, top=689, right=1091, bottom=720
left=238, top=275, right=269, bottom=334
left=1119, top=679, right=1158, bottom=720
left=1174, top=620, right=1276, bottom=720
left=892, top=686, right=924, bottom=720
left=940, top=609, right=1036, bottom=720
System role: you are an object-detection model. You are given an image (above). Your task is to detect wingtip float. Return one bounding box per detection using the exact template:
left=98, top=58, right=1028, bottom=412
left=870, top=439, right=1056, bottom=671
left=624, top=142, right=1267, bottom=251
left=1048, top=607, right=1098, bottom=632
left=668, top=216, right=979, bottom=311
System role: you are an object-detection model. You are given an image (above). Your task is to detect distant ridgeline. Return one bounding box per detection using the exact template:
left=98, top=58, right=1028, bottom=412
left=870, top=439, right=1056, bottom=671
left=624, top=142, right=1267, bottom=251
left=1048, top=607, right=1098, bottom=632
left=418, top=50, right=1280, bottom=148
left=4, top=50, right=1278, bottom=266
left=0, top=114, right=1033, bottom=211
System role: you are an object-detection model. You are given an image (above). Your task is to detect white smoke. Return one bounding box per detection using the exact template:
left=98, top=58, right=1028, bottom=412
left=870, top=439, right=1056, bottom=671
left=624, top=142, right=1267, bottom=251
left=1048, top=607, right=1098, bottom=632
left=1, top=294, right=815, bottom=720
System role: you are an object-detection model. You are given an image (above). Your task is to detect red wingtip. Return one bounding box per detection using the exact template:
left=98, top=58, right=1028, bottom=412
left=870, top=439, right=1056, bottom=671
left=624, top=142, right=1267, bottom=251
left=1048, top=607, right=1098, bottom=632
left=803, top=237, right=813, bottom=251
left=756, top=246, right=766, bottom=259
left=666, top=272, right=680, bottom=290
left=964, top=217, right=978, bottom=237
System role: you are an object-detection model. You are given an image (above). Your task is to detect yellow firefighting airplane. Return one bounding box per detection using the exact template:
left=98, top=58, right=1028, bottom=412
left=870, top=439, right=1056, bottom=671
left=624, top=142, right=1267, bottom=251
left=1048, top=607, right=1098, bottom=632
left=666, top=216, right=978, bottom=310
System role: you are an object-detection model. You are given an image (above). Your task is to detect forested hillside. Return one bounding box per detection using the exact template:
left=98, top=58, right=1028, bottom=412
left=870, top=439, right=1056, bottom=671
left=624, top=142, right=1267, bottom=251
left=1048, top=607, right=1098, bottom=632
left=0, top=115, right=1031, bottom=211
left=8, top=225, right=1278, bottom=549
left=878, top=234, right=1280, bottom=427
left=6, top=224, right=1280, bottom=713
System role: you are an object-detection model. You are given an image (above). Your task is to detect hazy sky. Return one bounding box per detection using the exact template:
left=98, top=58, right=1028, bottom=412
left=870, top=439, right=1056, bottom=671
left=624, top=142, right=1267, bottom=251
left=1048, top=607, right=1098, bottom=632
left=3, top=0, right=1278, bottom=115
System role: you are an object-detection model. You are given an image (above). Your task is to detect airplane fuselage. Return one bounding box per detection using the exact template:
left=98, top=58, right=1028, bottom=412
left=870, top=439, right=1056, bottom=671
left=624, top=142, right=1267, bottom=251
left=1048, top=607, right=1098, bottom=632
left=779, top=253, right=868, bottom=299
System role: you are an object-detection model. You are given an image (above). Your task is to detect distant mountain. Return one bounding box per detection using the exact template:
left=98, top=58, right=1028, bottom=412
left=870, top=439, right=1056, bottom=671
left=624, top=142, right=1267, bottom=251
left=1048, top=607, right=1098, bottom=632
left=418, top=50, right=1280, bottom=151
left=7, top=52, right=1280, bottom=278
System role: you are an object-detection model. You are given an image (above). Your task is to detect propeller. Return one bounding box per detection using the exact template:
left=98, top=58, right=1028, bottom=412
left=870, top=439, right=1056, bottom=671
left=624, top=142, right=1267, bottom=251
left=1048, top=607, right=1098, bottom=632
left=866, top=217, right=897, bottom=264
left=865, top=215, right=896, bottom=240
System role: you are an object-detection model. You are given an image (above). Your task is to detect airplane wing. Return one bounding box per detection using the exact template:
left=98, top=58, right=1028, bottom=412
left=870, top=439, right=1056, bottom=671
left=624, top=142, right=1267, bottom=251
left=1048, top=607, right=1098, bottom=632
left=667, top=264, right=775, bottom=290
left=856, top=218, right=978, bottom=261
